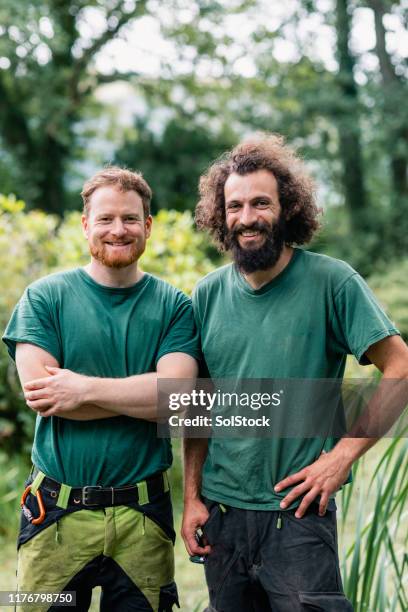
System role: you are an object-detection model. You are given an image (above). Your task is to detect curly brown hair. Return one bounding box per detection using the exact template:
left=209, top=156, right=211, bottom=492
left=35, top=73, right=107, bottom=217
left=195, top=133, right=320, bottom=250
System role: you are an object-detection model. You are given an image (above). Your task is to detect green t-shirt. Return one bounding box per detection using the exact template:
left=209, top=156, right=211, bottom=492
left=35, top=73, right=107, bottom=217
left=193, top=248, right=399, bottom=510
left=3, top=268, right=199, bottom=487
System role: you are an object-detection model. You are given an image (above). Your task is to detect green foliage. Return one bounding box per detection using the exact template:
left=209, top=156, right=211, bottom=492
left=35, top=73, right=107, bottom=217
left=310, top=203, right=406, bottom=278
left=368, top=260, right=408, bottom=341
left=0, top=451, right=29, bottom=541
left=340, top=440, right=408, bottom=611
left=0, top=195, right=218, bottom=453
left=0, top=0, right=150, bottom=213
left=0, top=0, right=406, bottom=275
left=0, top=196, right=60, bottom=454
left=143, top=209, right=217, bottom=294
left=114, top=117, right=237, bottom=213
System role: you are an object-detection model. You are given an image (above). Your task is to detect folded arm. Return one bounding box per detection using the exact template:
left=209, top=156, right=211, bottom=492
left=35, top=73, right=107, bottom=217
left=16, top=343, right=117, bottom=420
left=22, top=344, right=198, bottom=421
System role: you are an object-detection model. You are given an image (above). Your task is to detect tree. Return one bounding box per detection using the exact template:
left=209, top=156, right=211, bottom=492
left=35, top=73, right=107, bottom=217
left=334, top=0, right=369, bottom=232
left=114, top=117, right=237, bottom=213
left=0, top=0, right=148, bottom=214
left=366, top=0, right=408, bottom=250
left=368, top=0, right=407, bottom=198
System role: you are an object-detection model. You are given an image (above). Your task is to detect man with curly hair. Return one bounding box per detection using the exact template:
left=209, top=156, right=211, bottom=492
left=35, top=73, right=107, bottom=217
left=181, top=134, right=408, bottom=611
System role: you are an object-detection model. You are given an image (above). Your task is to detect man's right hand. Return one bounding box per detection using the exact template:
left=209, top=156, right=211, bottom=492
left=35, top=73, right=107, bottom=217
left=181, top=498, right=212, bottom=556
left=24, top=366, right=90, bottom=416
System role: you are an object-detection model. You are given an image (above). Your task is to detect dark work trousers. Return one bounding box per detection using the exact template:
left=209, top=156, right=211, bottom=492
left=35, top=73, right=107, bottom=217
left=202, top=498, right=353, bottom=612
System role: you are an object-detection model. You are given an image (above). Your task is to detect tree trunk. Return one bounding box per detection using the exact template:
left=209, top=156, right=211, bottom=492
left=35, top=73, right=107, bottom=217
left=335, top=0, right=368, bottom=232
left=33, top=137, right=69, bottom=214
left=369, top=0, right=408, bottom=204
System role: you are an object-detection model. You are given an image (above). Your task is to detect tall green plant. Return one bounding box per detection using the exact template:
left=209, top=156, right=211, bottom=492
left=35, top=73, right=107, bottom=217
left=340, top=439, right=408, bottom=611
left=0, top=452, right=29, bottom=541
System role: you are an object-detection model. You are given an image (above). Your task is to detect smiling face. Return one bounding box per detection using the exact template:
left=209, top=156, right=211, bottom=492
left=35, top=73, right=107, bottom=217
left=224, top=169, right=286, bottom=273
left=82, top=186, right=152, bottom=269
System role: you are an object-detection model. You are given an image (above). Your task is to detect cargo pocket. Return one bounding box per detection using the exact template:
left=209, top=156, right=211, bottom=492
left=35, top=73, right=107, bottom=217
left=299, top=591, right=353, bottom=611
left=158, top=581, right=179, bottom=611
left=282, top=509, right=342, bottom=592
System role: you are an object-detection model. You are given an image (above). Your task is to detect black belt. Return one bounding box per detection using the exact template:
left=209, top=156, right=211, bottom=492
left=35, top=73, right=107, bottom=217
left=36, top=472, right=167, bottom=508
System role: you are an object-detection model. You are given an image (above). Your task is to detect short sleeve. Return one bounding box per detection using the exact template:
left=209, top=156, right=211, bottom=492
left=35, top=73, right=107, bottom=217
left=191, top=285, right=210, bottom=377
left=192, top=285, right=202, bottom=327
left=2, top=285, right=62, bottom=363
left=331, top=273, right=400, bottom=365
left=156, top=293, right=200, bottom=364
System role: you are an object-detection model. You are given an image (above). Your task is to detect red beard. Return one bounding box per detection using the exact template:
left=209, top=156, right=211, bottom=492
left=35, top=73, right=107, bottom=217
left=89, top=241, right=143, bottom=269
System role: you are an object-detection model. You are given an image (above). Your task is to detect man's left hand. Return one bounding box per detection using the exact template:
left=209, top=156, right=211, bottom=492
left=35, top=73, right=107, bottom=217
left=274, top=449, right=353, bottom=518
left=24, top=367, right=89, bottom=417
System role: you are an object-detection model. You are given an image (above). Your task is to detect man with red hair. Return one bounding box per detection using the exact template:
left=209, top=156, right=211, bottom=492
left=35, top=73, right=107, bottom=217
left=4, top=167, right=199, bottom=612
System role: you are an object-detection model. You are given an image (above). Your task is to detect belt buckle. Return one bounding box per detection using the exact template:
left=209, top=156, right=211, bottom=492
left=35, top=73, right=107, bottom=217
left=82, top=485, right=103, bottom=506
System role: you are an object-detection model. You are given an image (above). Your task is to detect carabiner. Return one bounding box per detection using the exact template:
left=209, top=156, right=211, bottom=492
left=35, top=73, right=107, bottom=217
left=20, top=485, right=46, bottom=525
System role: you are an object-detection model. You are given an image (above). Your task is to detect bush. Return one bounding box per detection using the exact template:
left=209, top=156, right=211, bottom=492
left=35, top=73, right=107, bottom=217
left=368, top=260, right=408, bottom=341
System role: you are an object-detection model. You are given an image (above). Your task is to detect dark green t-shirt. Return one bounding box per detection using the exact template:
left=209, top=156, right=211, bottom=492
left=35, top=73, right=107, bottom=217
left=193, top=249, right=399, bottom=510
left=3, top=268, right=199, bottom=487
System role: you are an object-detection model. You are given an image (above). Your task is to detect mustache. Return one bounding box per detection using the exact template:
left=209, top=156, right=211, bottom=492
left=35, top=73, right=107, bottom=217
left=230, top=221, right=271, bottom=237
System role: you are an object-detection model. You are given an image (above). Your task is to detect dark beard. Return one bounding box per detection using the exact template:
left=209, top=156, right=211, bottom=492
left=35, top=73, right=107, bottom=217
left=224, top=219, right=286, bottom=274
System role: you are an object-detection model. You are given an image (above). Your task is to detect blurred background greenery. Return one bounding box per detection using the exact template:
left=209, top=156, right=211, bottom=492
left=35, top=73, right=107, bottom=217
left=0, top=0, right=407, bottom=610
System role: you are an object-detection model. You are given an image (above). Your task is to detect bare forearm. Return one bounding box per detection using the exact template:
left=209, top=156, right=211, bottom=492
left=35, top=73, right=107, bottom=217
left=337, top=368, right=408, bottom=464
left=82, top=373, right=158, bottom=419
left=183, top=438, right=208, bottom=502
left=333, top=368, right=407, bottom=465
left=332, top=436, right=378, bottom=466
left=23, top=352, right=197, bottom=421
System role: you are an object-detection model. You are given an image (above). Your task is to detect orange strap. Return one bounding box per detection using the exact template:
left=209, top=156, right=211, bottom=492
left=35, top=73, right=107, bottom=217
left=20, top=485, right=46, bottom=525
